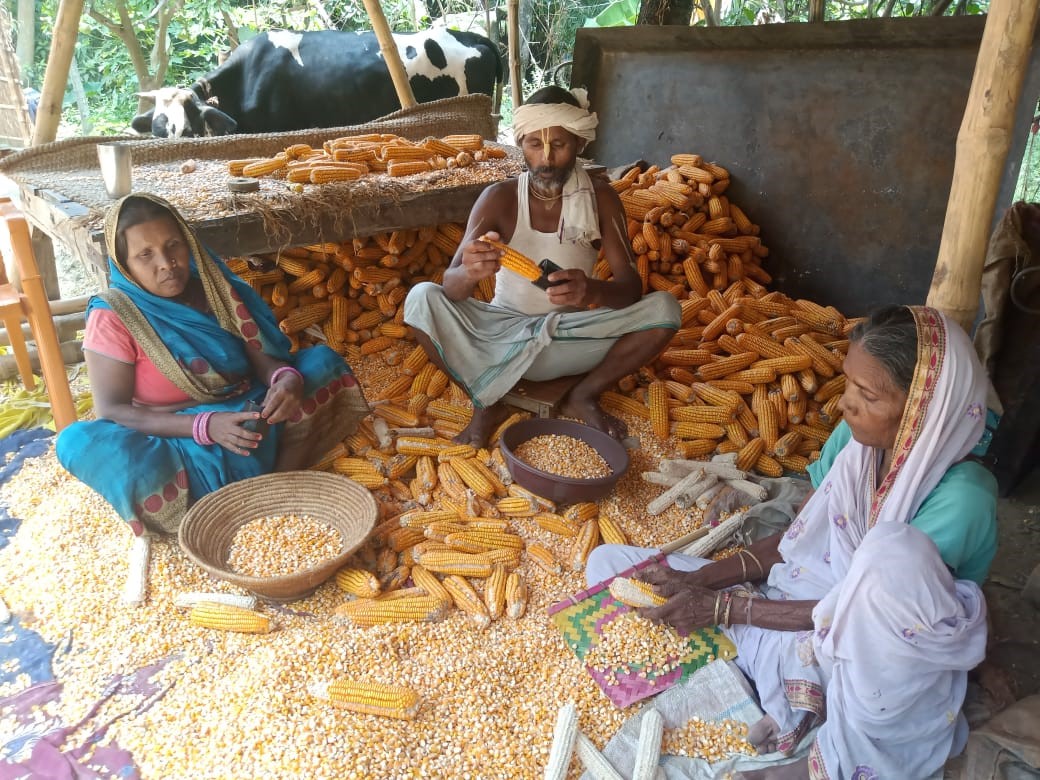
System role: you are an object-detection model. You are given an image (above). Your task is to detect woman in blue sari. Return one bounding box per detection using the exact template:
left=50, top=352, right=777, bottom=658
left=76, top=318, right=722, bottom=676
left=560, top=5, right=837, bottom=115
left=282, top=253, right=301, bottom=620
left=56, top=193, right=369, bottom=535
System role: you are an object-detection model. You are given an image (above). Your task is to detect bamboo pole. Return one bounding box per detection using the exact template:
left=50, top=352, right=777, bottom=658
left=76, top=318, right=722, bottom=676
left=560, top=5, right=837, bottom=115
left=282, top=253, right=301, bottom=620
left=32, top=0, right=84, bottom=146
left=507, top=0, right=522, bottom=110
left=926, top=0, right=1040, bottom=332
left=361, top=0, right=416, bottom=111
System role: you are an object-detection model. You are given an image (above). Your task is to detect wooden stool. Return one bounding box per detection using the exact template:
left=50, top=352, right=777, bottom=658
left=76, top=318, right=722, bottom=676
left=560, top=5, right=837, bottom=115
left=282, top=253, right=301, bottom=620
left=501, top=375, right=584, bottom=419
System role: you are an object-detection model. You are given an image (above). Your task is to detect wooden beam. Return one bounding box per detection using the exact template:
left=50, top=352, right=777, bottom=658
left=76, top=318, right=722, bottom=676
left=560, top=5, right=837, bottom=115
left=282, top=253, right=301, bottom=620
left=507, top=0, right=522, bottom=110
left=362, top=0, right=417, bottom=110
left=32, top=0, right=84, bottom=146
left=809, top=0, right=825, bottom=23
left=927, top=0, right=1040, bottom=331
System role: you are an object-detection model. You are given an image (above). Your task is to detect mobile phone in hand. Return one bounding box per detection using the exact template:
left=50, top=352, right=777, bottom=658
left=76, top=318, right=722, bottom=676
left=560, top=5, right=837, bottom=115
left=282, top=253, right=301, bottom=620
left=531, top=258, right=565, bottom=291
left=241, top=400, right=269, bottom=437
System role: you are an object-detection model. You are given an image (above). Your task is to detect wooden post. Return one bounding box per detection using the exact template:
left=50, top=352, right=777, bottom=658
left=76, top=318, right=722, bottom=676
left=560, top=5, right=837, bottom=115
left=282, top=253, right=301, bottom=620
left=507, top=0, right=522, bottom=110
left=362, top=0, right=417, bottom=111
left=32, top=0, right=84, bottom=146
left=809, top=0, right=825, bottom=23
left=927, top=0, right=1040, bottom=332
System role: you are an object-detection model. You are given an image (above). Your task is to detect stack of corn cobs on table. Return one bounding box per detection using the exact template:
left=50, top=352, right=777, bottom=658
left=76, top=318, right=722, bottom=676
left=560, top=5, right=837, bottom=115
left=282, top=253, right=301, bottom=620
left=208, top=152, right=854, bottom=716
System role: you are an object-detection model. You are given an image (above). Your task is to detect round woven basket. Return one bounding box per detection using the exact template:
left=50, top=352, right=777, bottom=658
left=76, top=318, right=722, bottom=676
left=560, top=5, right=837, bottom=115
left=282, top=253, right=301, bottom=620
left=178, top=471, right=376, bottom=603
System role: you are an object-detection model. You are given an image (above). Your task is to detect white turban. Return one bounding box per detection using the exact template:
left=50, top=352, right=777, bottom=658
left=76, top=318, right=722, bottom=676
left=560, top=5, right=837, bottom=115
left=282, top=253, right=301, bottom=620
left=512, top=88, right=598, bottom=145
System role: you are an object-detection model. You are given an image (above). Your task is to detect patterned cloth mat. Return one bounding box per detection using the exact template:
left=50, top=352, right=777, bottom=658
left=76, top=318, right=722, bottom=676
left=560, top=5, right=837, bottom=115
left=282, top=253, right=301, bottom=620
left=548, top=555, right=737, bottom=709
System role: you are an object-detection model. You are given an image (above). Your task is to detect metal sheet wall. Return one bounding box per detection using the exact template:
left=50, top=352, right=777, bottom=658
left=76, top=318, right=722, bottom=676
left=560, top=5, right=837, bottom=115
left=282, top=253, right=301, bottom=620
left=572, top=17, right=1040, bottom=316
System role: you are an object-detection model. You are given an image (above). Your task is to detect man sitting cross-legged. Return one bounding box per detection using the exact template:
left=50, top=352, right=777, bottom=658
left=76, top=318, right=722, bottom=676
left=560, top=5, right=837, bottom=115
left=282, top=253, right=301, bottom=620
left=404, top=85, right=681, bottom=447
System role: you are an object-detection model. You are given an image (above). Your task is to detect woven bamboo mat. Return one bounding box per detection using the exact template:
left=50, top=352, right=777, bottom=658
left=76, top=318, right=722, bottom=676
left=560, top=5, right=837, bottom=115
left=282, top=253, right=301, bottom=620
left=0, top=95, right=518, bottom=234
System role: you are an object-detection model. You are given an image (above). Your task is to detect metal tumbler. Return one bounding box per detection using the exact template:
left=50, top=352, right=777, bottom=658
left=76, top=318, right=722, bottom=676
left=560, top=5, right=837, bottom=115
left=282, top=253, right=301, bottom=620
left=97, top=142, right=133, bottom=199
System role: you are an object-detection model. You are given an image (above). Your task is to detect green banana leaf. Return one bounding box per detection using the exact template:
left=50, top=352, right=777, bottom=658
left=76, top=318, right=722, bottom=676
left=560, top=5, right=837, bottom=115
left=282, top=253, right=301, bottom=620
left=584, top=0, right=640, bottom=28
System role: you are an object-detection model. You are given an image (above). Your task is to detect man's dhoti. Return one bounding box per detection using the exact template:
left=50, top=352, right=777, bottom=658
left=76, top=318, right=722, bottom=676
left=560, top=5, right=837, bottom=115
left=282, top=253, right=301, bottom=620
left=404, top=282, right=681, bottom=408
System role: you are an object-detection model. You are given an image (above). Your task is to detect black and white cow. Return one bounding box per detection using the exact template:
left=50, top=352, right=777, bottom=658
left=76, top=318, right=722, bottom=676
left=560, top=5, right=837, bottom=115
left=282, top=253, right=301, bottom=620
left=132, top=28, right=501, bottom=138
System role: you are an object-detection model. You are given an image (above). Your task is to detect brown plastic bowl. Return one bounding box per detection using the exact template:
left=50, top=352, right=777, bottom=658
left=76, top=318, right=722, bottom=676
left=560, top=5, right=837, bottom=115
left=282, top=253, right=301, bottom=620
left=178, top=471, right=376, bottom=603
left=499, top=418, right=630, bottom=504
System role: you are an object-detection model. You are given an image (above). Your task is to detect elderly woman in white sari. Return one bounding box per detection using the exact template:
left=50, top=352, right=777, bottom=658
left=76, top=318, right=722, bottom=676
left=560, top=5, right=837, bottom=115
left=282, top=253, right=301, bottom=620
left=585, top=305, right=998, bottom=779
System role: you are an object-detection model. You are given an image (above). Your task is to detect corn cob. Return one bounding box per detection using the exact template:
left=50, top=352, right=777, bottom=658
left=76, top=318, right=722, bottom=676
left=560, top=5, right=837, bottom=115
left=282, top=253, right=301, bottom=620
left=813, top=374, right=847, bottom=403
left=505, top=571, right=528, bottom=618
left=335, top=567, right=381, bottom=598
left=426, top=398, right=474, bottom=425
left=669, top=405, right=736, bottom=424
left=189, top=602, right=272, bottom=634
left=401, top=344, right=429, bottom=375
left=755, top=454, right=784, bottom=478
left=395, top=437, right=455, bottom=457
left=310, top=165, right=364, bottom=183
left=279, top=302, right=332, bottom=334
left=751, top=355, right=814, bottom=375
left=562, top=502, right=599, bottom=523
left=380, top=564, right=412, bottom=593
left=569, top=519, right=600, bottom=571
left=735, top=438, right=766, bottom=473
left=413, top=550, right=494, bottom=578
left=784, top=336, right=839, bottom=378
left=672, top=422, right=726, bottom=440
left=597, top=515, right=628, bottom=546
left=331, top=456, right=384, bottom=479
left=757, top=399, right=781, bottom=453
left=436, top=444, right=478, bottom=463
left=444, top=530, right=523, bottom=551
left=450, top=457, right=496, bottom=500
left=496, top=495, right=538, bottom=517
left=774, top=431, right=803, bottom=458
left=241, top=158, right=286, bottom=177
left=697, top=352, right=760, bottom=380
left=173, top=592, right=257, bottom=610
left=778, top=454, right=811, bottom=472
left=679, top=438, right=718, bottom=458
left=507, top=483, right=556, bottom=512
left=545, top=702, right=580, bottom=780
left=410, top=564, right=453, bottom=606
left=442, top=134, right=484, bottom=151
left=442, top=574, right=491, bottom=629
left=436, top=461, right=469, bottom=502
left=527, top=543, right=562, bottom=576
left=609, top=577, right=666, bottom=608
left=659, top=348, right=714, bottom=367
left=600, top=391, right=652, bottom=420
left=399, top=509, right=460, bottom=528
left=484, top=563, right=507, bottom=620
left=478, top=234, right=541, bottom=281
left=535, top=512, right=579, bottom=537
left=335, top=590, right=448, bottom=624
left=309, top=679, right=421, bottom=720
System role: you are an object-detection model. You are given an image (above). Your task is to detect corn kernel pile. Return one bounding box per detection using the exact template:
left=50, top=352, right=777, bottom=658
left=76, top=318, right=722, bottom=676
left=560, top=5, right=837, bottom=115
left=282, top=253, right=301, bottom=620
left=513, top=434, right=613, bottom=479
left=583, top=612, right=691, bottom=686
left=0, top=148, right=857, bottom=777
left=227, top=513, right=343, bottom=577
left=661, top=716, right=756, bottom=764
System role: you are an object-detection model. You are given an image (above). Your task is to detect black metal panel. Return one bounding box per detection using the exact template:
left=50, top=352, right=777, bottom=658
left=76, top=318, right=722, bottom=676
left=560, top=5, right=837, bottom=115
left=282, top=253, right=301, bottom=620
left=572, top=17, right=1040, bottom=316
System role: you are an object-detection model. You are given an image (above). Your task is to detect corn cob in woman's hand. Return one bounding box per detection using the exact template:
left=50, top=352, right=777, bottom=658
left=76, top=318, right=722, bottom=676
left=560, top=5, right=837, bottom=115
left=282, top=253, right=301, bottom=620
left=478, top=233, right=541, bottom=281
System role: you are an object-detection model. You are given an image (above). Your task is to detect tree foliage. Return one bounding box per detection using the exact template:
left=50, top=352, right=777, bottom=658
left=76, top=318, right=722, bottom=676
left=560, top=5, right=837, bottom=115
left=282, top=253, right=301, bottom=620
left=7, top=0, right=988, bottom=136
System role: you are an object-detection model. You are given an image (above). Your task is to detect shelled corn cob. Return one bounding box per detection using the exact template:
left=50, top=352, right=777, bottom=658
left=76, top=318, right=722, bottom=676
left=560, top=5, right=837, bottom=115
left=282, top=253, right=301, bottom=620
left=230, top=133, right=508, bottom=186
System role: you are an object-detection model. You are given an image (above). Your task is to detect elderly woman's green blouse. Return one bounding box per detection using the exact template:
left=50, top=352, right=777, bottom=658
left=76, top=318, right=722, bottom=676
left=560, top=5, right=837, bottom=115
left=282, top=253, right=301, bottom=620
left=807, top=420, right=998, bottom=585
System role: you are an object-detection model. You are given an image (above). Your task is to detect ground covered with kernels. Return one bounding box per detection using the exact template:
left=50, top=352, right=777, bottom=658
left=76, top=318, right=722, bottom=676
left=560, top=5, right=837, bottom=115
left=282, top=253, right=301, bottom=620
left=0, top=403, right=727, bottom=779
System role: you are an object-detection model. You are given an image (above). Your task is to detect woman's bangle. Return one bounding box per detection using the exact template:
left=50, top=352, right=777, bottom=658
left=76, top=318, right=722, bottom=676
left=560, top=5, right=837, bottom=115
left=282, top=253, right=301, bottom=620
left=743, top=550, right=765, bottom=578
left=722, top=592, right=734, bottom=628
left=745, top=595, right=754, bottom=626
left=713, top=592, right=723, bottom=625
left=737, top=551, right=749, bottom=582
left=193, top=412, right=214, bottom=446
left=270, top=365, right=303, bottom=387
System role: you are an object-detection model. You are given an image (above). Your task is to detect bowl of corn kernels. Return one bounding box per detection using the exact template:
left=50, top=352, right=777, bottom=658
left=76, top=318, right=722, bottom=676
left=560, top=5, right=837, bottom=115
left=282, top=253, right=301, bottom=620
left=499, top=418, right=629, bottom=503
left=178, top=470, right=377, bottom=602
